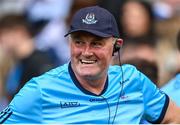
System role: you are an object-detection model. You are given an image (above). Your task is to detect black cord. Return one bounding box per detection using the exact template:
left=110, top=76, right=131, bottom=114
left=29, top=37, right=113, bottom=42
left=100, top=95, right=111, bottom=124
left=100, top=49, right=124, bottom=124
left=111, top=49, right=124, bottom=124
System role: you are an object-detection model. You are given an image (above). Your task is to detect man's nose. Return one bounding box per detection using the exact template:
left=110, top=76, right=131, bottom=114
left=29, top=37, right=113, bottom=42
left=82, top=45, right=93, bottom=56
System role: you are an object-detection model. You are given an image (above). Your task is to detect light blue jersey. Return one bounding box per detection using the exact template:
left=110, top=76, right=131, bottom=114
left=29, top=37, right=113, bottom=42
left=0, top=63, right=169, bottom=124
left=161, top=73, right=180, bottom=106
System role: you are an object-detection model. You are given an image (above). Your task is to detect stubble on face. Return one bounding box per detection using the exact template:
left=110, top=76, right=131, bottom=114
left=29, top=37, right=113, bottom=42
left=70, top=32, right=114, bottom=83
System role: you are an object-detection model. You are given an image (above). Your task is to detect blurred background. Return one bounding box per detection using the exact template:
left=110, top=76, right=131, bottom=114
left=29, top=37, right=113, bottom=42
left=0, top=0, right=180, bottom=111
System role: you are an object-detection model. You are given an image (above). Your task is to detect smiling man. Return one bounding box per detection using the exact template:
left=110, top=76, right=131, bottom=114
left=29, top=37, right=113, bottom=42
left=69, top=32, right=115, bottom=94
left=1, top=6, right=180, bottom=124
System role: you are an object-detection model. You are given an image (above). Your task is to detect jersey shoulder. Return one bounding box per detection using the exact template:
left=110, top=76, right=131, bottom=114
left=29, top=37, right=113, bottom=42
left=109, top=64, right=140, bottom=79
left=34, top=63, right=69, bottom=82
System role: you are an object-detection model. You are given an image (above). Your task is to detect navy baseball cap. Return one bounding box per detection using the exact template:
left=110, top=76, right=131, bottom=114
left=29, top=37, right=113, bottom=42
left=64, top=6, right=120, bottom=38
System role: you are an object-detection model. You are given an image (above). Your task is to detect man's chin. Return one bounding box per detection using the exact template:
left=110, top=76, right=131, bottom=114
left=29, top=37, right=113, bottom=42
left=80, top=72, right=101, bottom=80
left=83, top=75, right=99, bottom=81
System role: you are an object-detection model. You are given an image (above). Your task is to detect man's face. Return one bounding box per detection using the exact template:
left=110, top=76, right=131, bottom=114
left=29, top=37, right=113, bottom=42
left=70, top=32, right=114, bottom=80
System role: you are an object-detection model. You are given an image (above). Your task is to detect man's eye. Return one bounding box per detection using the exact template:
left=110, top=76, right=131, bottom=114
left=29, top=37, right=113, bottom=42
left=74, top=40, right=81, bottom=44
left=92, top=42, right=102, bottom=47
left=74, top=40, right=84, bottom=45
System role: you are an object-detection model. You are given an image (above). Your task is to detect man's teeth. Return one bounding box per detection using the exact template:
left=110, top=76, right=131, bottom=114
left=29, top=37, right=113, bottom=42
left=81, top=60, right=96, bottom=64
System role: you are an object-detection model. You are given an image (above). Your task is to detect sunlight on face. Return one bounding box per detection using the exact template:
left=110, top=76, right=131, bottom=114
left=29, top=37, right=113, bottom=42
left=70, top=32, right=114, bottom=80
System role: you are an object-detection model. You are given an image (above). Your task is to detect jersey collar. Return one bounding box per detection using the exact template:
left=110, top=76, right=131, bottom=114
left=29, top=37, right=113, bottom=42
left=68, top=62, right=108, bottom=96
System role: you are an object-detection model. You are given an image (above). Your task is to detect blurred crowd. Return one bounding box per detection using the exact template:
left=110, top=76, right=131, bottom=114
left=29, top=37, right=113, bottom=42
left=0, top=0, right=180, bottom=111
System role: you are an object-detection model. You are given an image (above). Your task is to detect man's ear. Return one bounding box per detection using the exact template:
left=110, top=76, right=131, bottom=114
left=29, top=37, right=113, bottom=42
left=113, top=38, right=123, bottom=53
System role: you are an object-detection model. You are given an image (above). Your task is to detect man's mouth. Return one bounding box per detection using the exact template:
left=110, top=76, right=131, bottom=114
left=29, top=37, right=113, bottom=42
left=80, top=59, right=97, bottom=64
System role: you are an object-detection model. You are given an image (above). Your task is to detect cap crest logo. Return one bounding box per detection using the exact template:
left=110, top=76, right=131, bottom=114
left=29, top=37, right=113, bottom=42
left=82, top=13, right=98, bottom=24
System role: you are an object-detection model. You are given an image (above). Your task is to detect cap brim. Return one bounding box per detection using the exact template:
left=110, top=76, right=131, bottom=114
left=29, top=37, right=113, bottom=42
left=64, top=29, right=112, bottom=37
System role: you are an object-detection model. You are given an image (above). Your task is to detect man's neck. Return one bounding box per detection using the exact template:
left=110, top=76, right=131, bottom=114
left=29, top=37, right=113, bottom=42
left=76, top=75, right=107, bottom=95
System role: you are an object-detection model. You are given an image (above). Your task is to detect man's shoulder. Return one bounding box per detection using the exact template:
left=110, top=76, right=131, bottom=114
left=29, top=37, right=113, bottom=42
left=33, top=63, right=69, bottom=83
left=161, top=73, right=180, bottom=93
left=109, top=64, right=140, bottom=84
left=109, top=64, right=138, bottom=75
left=46, top=63, right=69, bottom=75
left=20, top=63, right=71, bottom=96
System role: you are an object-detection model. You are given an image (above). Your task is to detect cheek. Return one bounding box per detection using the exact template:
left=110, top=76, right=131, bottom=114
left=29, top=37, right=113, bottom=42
left=70, top=44, right=81, bottom=58
left=99, top=48, right=113, bottom=61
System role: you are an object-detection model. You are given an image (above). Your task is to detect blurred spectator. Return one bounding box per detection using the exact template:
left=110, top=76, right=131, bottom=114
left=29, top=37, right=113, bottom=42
left=155, top=16, right=180, bottom=86
left=119, top=0, right=156, bottom=46
left=34, top=19, right=70, bottom=65
left=120, top=43, right=157, bottom=64
left=0, top=0, right=30, bottom=18
left=161, top=30, right=180, bottom=106
left=152, top=0, right=180, bottom=20
left=0, top=14, right=55, bottom=101
left=0, top=47, right=12, bottom=111
left=112, top=0, right=159, bottom=84
left=116, top=0, right=157, bottom=63
left=25, top=0, right=73, bottom=22
left=24, top=0, right=73, bottom=65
